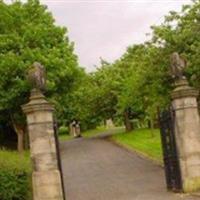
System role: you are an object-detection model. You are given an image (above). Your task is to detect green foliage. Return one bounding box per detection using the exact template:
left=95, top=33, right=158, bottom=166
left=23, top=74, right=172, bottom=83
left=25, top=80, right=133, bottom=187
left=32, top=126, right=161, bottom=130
left=71, top=59, right=121, bottom=128
left=62, top=64, right=119, bottom=130
left=90, top=60, right=119, bottom=120
left=88, top=0, right=200, bottom=126
left=151, top=0, right=200, bottom=90
left=1, top=0, right=200, bottom=143
left=0, top=150, right=31, bottom=200
left=111, top=129, right=162, bottom=162
left=58, top=126, right=69, bottom=135
left=0, top=0, right=82, bottom=133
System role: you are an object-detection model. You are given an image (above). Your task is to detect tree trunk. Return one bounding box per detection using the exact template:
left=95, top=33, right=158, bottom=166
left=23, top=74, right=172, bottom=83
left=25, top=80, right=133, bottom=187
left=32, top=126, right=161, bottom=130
left=150, top=118, right=155, bottom=138
left=124, top=111, right=133, bottom=132
left=12, top=121, right=25, bottom=153
left=17, top=131, right=24, bottom=153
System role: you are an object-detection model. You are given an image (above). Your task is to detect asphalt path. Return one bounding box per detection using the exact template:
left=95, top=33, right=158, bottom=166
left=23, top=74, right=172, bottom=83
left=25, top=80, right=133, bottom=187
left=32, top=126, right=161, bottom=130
left=60, top=136, right=199, bottom=200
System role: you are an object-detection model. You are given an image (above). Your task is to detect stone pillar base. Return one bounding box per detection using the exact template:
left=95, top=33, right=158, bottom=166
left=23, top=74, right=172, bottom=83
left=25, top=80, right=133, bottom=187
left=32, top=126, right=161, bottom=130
left=33, top=170, right=63, bottom=200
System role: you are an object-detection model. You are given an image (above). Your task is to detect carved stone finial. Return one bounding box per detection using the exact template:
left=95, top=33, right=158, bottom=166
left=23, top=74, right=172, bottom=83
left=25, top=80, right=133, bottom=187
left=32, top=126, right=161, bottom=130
left=27, top=62, right=46, bottom=91
left=170, top=52, right=187, bottom=80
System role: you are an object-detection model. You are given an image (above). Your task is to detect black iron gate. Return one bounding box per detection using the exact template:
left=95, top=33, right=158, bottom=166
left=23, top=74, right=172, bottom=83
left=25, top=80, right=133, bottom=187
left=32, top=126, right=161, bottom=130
left=159, top=108, right=182, bottom=192
left=53, top=119, right=66, bottom=200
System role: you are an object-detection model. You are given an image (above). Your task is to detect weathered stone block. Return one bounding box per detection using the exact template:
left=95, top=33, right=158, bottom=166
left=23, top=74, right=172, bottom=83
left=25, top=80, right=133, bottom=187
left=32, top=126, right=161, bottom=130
left=32, top=152, right=58, bottom=171
left=33, top=170, right=63, bottom=199
left=27, top=111, right=53, bottom=124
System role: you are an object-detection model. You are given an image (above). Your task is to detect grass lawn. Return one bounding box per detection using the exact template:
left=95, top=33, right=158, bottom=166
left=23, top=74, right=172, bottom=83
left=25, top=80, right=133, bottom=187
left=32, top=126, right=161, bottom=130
left=111, top=128, right=163, bottom=163
left=59, top=134, right=72, bottom=141
left=0, top=150, right=31, bottom=170
left=0, top=150, right=32, bottom=199
left=82, top=126, right=111, bottom=137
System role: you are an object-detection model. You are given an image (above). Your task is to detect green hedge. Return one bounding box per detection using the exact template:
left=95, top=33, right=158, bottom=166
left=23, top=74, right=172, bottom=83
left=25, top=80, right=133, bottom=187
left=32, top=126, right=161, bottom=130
left=0, top=150, right=32, bottom=200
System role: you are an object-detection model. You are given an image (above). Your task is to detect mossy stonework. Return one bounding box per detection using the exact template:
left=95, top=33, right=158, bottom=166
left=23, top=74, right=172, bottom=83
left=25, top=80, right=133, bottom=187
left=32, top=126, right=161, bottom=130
left=183, top=177, right=200, bottom=192
left=171, top=79, right=200, bottom=193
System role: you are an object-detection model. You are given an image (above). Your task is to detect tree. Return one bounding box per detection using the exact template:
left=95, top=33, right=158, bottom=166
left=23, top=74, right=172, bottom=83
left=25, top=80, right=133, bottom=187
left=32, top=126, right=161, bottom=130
left=0, top=0, right=82, bottom=152
left=82, top=0, right=200, bottom=133
left=108, top=0, right=200, bottom=131
left=151, top=0, right=200, bottom=88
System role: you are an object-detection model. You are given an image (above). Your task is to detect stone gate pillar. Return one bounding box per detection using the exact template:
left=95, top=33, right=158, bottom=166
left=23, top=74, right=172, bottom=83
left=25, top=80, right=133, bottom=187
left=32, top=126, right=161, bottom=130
left=22, top=89, right=64, bottom=200
left=171, top=79, right=200, bottom=192
left=22, top=61, right=64, bottom=200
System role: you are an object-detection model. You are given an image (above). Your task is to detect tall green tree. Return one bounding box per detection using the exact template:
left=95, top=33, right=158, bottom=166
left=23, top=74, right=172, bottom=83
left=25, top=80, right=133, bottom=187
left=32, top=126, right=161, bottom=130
left=0, top=0, right=82, bottom=151
left=151, top=0, right=200, bottom=89
left=90, top=0, right=200, bottom=131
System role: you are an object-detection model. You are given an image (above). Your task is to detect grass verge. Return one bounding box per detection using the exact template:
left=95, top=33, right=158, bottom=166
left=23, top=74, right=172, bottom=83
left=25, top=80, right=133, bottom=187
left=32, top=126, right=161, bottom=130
left=110, top=128, right=163, bottom=164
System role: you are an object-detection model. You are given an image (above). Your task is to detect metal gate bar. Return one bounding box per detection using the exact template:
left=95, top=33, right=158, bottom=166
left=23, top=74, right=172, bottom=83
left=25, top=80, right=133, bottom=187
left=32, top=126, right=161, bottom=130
left=159, top=108, right=182, bottom=192
left=53, top=119, right=66, bottom=200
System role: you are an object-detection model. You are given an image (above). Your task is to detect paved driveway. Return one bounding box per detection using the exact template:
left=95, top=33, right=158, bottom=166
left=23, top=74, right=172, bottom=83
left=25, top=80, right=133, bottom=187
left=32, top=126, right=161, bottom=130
left=60, top=137, right=199, bottom=200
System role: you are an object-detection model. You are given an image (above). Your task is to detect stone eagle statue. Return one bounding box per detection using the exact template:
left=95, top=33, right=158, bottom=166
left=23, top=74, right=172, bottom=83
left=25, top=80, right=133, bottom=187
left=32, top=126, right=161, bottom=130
left=170, top=52, right=187, bottom=80
left=27, top=62, right=46, bottom=91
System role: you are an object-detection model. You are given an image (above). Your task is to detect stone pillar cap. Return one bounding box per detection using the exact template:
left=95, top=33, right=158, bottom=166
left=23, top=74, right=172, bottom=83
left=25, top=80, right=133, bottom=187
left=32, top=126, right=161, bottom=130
left=22, top=89, right=54, bottom=114
left=171, top=79, right=199, bottom=100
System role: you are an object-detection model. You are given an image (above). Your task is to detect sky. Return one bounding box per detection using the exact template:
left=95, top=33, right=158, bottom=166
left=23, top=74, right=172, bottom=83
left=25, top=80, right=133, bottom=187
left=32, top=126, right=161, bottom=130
left=32, top=0, right=193, bottom=71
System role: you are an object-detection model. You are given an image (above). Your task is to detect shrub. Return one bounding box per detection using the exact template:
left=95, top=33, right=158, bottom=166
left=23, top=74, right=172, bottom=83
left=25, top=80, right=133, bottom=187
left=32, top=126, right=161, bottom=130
left=58, top=126, right=69, bottom=135
left=0, top=150, right=32, bottom=200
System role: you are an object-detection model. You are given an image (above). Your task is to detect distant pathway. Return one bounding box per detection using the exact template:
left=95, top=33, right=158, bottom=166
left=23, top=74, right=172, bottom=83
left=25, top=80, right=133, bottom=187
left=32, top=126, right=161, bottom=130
left=60, top=136, right=199, bottom=200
